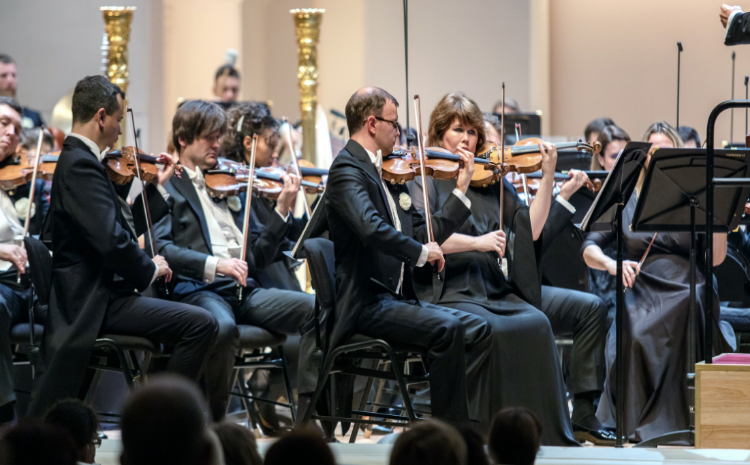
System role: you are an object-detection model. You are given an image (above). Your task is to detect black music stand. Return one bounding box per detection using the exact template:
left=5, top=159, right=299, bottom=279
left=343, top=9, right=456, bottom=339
left=581, top=141, right=649, bottom=447
left=629, top=148, right=750, bottom=448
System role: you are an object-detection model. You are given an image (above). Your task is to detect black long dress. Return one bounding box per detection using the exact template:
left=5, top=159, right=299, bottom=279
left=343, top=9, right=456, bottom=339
left=411, top=177, right=577, bottom=446
left=583, top=192, right=734, bottom=443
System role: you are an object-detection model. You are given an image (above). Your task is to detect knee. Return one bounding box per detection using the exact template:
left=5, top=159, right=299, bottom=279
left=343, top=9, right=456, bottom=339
left=213, top=317, right=239, bottom=351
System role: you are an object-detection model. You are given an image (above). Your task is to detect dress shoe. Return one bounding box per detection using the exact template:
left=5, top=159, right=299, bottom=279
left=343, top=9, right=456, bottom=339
left=573, top=423, right=617, bottom=445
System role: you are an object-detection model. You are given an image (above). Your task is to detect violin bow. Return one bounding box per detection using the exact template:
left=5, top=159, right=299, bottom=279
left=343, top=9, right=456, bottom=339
left=515, top=122, right=531, bottom=206
left=17, top=128, right=45, bottom=283
left=238, top=134, right=258, bottom=300
left=413, top=95, right=433, bottom=242
left=281, top=117, right=312, bottom=217
left=639, top=233, right=658, bottom=269
left=498, top=83, right=506, bottom=269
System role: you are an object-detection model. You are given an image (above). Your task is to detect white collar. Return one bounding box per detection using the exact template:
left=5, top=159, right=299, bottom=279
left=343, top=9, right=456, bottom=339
left=68, top=133, right=106, bottom=161
left=365, top=148, right=383, bottom=175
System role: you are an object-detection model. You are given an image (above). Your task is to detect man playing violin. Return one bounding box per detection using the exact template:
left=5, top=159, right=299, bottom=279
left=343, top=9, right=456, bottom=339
left=154, top=100, right=316, bottom=422
left=0, top=96, right=46, bottom=424
left=323, top=87, right=491, bottom=428
left=28, top=76, right=219, bottom=417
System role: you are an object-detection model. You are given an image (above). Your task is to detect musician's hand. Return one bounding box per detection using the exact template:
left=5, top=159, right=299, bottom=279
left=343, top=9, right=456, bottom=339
left=217, top=258, right=248, bottom=286
left=155, top=152, right=181, bottom=186
left=425, top=241, right=445, bottom=272
left=606, top=259, right=640, bottom=288
left=539, top=142, right=557, bottom=178
left=0, top=244, right=26, bottom=273
left=559, top=169, right=589, bottom=201
left=475, top=230, right=506, bottom=258
left=152, top=255, right=173, bottom=282
left=721, top=4, right=742, bottom=28
left=455, top=147, right=476, bottom=194
left=276, top=172, right=301, bottom=217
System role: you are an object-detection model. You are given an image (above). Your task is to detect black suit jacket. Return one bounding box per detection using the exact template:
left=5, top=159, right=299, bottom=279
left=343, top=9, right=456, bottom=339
left=324, top=139, right=471, bottom=350
left=726, top=12, right=750, bottom=45
left=30, top=136, right=161, bottom=416
left=155, top=170, right=293, bottom=299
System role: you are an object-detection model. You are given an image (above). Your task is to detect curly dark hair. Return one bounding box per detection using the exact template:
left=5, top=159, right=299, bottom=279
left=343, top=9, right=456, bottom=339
left=219, top=101, right=279, bottom=163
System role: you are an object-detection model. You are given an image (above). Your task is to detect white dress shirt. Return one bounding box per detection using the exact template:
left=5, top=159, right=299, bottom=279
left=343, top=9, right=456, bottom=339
left=556, top=195, right=576, bottom=214
left=0, top=190, right=25, bottom=271
left=366, top=148, right=471, bottom=293
left=727, top=9, right=743, bottom=33
left=67, top=132, right=159, bottom=284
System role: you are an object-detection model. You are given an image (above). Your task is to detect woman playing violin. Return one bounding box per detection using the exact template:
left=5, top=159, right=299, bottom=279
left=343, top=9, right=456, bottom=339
left=410, top=92, right=577, bottom=445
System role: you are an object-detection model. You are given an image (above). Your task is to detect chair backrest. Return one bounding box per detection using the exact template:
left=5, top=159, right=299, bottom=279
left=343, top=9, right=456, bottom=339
left=24, top=236, right=53, bottom=307
left=303, top=238, right=336, bottom=350
left=716, top=243, right=750, bottom=306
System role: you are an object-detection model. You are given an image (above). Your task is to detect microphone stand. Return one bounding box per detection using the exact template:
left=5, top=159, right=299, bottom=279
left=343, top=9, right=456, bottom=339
left=745, top=76, right=749, bottom=140
left=731, top=51, right=736, bottom=144
left=676, top=42, right=683, bottom=130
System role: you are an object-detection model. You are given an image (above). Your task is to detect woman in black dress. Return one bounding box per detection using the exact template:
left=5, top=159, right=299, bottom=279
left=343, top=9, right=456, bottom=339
left=411, top=92, right=577, bottom=446
left=582, top=121, right=732, bottom=442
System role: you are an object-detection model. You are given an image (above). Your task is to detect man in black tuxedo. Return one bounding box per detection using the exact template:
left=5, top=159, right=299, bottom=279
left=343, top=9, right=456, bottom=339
left=154, top=100, right=315, bottom=421
left=324, top=87, right=491, bottom=426
left=28, top=76, right=218, bottom=417
left=0, top=96, right=47, bottom=424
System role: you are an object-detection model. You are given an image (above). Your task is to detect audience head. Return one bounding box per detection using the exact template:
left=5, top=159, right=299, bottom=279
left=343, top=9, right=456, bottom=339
left=71, top=75, right=125, bottom=151
left=593, top=124, right=630, bottom=171
left=0, top=55, right=17, bottom=99
left=390, top=420, right=467, bottom=465
left=488, top=407, right=542, bottom=465
left=220, top=101, right=279, bottom=167
left=44, top=399, right=99, bottom=464
left=428, top=92, right=486, bottom=154
left=0, top=421, right=77, bottom=465
left=120, top=375, right=214, bottom=465
left=458, top=427, right=489, bottom=465
left=264, top=427, right=336, bottom=465
left=211, top=421, right=262, bottom=465
left=483, top=112, right=502, bottom=145
left=678, top=125, right=701, bottom=148
left=345, top=87, right=400, bottom=154
left=172, top=100, right=227, bottom=171
left=584, top=117, right=616, bottom=145
left=0, top=96, right=22, bottom=163
left=643, top=120, right=683, bottom=166
left=492, top=97, right=520, bottom=115
left=214, top=65, right=241, bottom=103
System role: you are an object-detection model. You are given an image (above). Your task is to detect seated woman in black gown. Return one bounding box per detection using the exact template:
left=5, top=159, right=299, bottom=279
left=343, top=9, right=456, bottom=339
left=582, top=121, right=732, bottom=443
left=410, top=92, right=577, bottom=446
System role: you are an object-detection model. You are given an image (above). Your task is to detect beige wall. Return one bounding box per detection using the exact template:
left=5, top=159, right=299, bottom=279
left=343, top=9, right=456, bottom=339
left=550, top=0, right=750, bottom=147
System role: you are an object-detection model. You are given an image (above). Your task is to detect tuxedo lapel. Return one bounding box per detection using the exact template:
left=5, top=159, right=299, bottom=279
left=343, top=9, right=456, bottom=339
left=345, top=140, right=395, bottom=225
left=170, top=173, right=213, bottom=253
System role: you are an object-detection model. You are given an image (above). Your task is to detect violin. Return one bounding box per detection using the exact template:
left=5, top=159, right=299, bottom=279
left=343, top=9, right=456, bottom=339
left=525, top=170, right=604, bottom=192
left=104, top=146, right=169, bottom=185
left=205, top=158, right=324, bottom=200
left=472, top=138, right=601, bottom=187
left=0, top=149, right=59, bottom=191
left=295, top=159, right=328, bottom=193
left=382, top=145, right=502, bottom=187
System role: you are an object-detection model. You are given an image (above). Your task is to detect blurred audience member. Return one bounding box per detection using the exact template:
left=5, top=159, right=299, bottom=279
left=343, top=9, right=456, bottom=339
left=0, top=54, right=45, bottom=128
left=492, top=98, right=520, bottom=115
left=389, top=420, right=467, bottom=465
left=678, top=125, right=701, bottom=148
left=212, top=422, right=262, bottom=465
left=44, top=399, right=99, bottom=465
left=264, top=428, right=335, bottom=465
left=459, top=427, right=489, bottom=465
left=214, top=65, right=241, bottom=106
left=0, top=421, right=77, bottom=465
left=120, top=375, right=216, bottom=465
left=584, top=117, right=616, bottom=146
left=488, top=407, right=542, bottom=465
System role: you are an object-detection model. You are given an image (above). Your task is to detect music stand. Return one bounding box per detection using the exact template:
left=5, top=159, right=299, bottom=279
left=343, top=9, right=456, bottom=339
left=629, top=148, right=750, bottom=448
left=581, top=141, right=650, bottom=447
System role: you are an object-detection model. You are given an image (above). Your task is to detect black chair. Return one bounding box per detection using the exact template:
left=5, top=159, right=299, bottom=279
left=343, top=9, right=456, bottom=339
left=300, top=238, right=429, bottom=442
left=227, top=325, right=297, bottom=432
left=716, top=244, right=750, bottom=352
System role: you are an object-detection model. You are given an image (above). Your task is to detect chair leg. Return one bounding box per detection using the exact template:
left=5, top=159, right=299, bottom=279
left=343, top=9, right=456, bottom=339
left=348, top=376, right=375, bottom=443
left=237, top=368, right=261, bottom=438
left=226, top=368, right=241, bottom=418
left=278, top=345, right=297, bottom=422
left=364, top=361, right=387, bottom=438
left=387, top=351, right=417, bottom=423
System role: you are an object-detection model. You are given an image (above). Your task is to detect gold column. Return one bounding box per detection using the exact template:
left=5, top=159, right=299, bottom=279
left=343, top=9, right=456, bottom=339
left=101, top=6, right=135, bottom=148
left=290, top=8, right=324, bottom=163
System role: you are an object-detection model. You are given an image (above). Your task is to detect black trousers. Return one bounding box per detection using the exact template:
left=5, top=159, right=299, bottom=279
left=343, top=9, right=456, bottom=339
left=540, top=285, right=606, bottom=395
left=181, top=284, right=315, bottom=420
left=0, top=280, right=31, bottom=407
left=356, top=294, right=492, bottom=424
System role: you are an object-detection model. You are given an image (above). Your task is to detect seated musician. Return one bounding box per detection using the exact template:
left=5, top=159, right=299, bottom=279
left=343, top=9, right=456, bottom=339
left=592, top=124, right=630, bottom=171
left=153, top=100, right=316, bottom=422
left=213, top=64, right=241, bottom=110
left=11, top=127, right=54, bottom=236
left=410, top=92, right=576, bottom=445
left=678, top=125, right=701, bottom=148
left=584, top=117, right=616, bottom=148
left=325, top=87, right=491, bottom=429
left=581, top=120, right=732, bottom=442
left=0, top=96, right=46, bottom=425
left=28, top=75, right=218, bottom=417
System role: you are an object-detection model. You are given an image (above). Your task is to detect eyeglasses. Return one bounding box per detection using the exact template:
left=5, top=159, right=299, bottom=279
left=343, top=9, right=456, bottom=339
left=369, top=116, right=400, bottom=130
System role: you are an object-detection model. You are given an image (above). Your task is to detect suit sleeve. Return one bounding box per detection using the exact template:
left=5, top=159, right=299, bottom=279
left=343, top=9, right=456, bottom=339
left=61, top=157, right=154, bottom=291
left=726, top=11, right=750, bottom=45
left=132, top=183, right=171, bottom=238
left=326, top=160, right=424, bottom=265
left=412, top=193, right=471, bottom=245
left=537, top=198, right=575, bottom=258
left=245, top=206, right=292, bottom=270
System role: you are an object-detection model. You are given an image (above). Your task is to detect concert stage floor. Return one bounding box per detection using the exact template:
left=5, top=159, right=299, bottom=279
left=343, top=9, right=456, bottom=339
left=94, top=436, right=750, bottom=465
